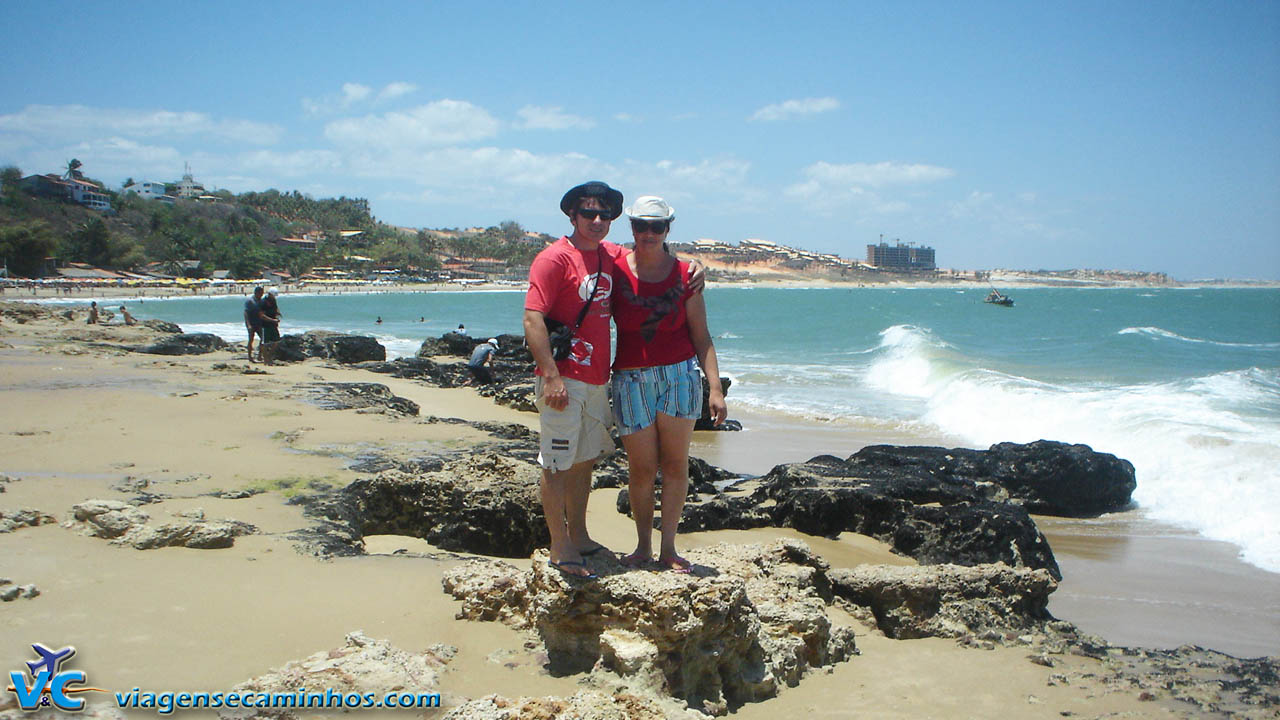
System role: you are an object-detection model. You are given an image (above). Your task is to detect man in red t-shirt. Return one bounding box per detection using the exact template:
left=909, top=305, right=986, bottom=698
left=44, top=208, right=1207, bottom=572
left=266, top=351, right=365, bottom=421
left=523, top=181, right=628, bottom=578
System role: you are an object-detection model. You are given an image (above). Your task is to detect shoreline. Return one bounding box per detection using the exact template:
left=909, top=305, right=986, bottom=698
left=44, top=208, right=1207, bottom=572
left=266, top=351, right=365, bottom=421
left=5, top=275, right=1279, bottom=303
left=1, top=303, right=1276, bottom=718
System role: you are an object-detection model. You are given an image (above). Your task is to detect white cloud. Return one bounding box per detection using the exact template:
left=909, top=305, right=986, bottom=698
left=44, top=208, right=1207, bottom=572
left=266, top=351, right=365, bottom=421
left=349, top=146, right=598, bottom=188
left=324, top=100, right=500, bottom=151
left=515, top=105, right=595, bottom=131
left=801, top=161, right=955, bottom=187
left=304, top=82, right=418, bottom=114
left=377, top=82, right=418, bottom=102
left=236, top=149, right=344, bottom=177
left=614, top=113, right=640, bottom=123
left=342, top=83, right=373, bottom=105
left=948, top=190, right=1060, bottom=237
left=750, top=97, right=840, bottom=122
left=0, top=105, right=282, bottom=145
left=781, top=161, right=954, bottom=214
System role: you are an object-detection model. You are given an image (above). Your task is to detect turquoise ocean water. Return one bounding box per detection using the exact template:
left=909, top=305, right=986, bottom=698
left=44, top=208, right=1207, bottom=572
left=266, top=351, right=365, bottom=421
left=66, top=286, right=1280, bottom=574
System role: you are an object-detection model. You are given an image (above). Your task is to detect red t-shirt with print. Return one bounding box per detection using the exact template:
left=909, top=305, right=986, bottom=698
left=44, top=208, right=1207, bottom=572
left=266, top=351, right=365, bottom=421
left=612, top=258, right=696, bottom=369
left=525, top=237, right=626, bottom=386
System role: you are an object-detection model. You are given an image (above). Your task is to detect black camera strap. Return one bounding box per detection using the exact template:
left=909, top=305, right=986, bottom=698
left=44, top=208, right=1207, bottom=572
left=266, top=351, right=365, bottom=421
left=570, top=245, right=604, bottom=332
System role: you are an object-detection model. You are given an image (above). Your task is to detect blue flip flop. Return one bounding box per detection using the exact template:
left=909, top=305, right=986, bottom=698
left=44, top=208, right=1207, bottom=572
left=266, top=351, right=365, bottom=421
left=548, top=560, right=597, bottom=579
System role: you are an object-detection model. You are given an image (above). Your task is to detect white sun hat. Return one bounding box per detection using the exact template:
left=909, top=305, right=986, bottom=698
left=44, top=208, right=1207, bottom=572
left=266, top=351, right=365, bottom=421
left=624, top=196, right=675, bottom=221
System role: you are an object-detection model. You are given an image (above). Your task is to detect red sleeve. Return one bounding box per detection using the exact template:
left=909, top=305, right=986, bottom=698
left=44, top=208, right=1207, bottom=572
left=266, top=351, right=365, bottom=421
left=525, top=250, right=563, bottom=314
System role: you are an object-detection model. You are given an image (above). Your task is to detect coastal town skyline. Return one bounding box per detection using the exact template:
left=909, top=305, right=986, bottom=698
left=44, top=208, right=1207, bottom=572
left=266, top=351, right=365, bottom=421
left=2, top=2, right=1277, bottom=281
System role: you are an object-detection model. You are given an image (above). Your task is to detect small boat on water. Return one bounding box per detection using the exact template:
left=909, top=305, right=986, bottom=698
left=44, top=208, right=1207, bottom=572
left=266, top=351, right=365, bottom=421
left=984, top=288, right=1014, bottom=307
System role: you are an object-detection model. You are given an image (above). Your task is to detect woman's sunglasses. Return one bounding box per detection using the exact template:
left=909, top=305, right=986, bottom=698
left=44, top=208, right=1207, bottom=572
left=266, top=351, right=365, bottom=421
left=630, top=219, right=669, bottom=234
left=575, top=208, right=612, bottom=221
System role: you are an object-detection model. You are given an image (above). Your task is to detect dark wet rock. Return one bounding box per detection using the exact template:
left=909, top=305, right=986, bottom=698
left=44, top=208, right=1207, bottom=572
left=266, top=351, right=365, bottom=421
left=294, top=382, right=419, bottom=416
left=416, top=332, right=528, bottom=361
left=141, top=319, right=182, bottom=334
left=271, top=330, right=386, bottom=364
left=321, top=454, right=549, bottom=557
left=694, top=376, right=737, bottom=431
left=134, top=332, right=229, bottom=355
left=843, top=441, right=1136, bottom=517
left=416, top=331, right=477, bottom=357
left=477, top=378, right=537, bottom=411
left=678, top=444, right=1066, bottom=579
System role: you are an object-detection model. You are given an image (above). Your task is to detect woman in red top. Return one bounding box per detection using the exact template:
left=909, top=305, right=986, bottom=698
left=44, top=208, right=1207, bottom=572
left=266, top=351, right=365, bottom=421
left=611, top=196, right=727, bottom=572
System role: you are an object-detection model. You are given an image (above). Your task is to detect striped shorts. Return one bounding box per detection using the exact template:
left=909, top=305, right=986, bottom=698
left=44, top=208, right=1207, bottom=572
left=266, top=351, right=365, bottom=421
left=610, top=357, right=703, bottom=436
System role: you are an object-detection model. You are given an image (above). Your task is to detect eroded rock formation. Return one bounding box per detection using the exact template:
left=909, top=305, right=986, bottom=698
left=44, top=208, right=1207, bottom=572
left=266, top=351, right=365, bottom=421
left=67, top=500, right=254, bottom=549
left=443, top=540, right=860, bottom=714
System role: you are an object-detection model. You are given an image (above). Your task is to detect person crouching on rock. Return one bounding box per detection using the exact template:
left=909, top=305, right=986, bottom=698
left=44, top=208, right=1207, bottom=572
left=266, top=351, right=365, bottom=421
left=465, top=338, right=499, bottom=385
left=611, top=195, right=726, bottom=574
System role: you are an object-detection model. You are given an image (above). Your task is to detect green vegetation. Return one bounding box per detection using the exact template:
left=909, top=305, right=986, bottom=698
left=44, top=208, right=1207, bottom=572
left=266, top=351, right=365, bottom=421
left=241, top=474, right=338, bottom=498
left=0, top=163, right=551, bottom=279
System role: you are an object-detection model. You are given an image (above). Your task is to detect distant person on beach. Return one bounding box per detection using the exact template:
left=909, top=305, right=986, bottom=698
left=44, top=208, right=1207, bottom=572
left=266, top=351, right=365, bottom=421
left=119, top=306, right=137, bottom=326
left=376, top=316, right=383, bottom=324
left=259, top=287, right=282, bottom=365
left=244, top=286, right=264, bottom=361
left=610, top=195, right=725, bottom=573
left=465, top=338, right=499, bottom=385
left=87, top=301, right=99, bottom=325
left=457, top=323, right=467, bottom=335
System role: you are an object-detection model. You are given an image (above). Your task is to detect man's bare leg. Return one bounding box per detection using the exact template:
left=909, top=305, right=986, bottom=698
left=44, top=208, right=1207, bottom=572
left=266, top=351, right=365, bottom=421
left=541, top=459, right=596, bottom=576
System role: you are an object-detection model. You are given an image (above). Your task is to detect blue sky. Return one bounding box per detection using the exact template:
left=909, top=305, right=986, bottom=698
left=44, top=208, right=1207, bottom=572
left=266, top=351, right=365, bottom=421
left=2, top=1, right=1277, bottom=280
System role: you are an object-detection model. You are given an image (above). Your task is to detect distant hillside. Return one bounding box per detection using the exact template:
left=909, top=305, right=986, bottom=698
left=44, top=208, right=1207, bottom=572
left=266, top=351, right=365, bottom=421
left=0, top=166, right=548, bottom=280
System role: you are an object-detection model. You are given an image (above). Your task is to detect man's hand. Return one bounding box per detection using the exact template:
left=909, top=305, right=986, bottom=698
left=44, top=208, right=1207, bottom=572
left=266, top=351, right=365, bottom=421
left=541, top=374, right=570, bottom=411
left=523, top=308, right=568, bottom=410
left=687, top=258, right=707, bottom=293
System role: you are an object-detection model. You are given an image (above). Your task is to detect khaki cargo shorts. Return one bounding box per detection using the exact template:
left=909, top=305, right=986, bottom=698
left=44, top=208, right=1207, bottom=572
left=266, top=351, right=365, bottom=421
left=535, top=376, right=613, bottom=472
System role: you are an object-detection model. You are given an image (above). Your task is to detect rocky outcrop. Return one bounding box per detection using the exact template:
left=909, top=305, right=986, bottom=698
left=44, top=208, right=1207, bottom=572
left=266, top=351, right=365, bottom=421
left=843, top=441, right=1136, bottom=516
left=416, top=332, right=529, bottom=362
left=293, top=382, right=419, bottom=416
left=219, top=631, right=455, bottom=720
left=443, top=540, right=858, bottom=715
left=271, top=331, right=386, bottom=364
left=672, top=442, right=1135, bottom=579
left=338, top=454, right=547, bottom=557
left=134, top=332, right=229, bottom=355
left=67, top=500, right=254, bottom=549
left=827, top=563, right=1057, bottom=639
left=0, top=507, right=57, bottom=532
left=141, top=319, right=183, bottom=334
left=443, top=691, right=685, bottom=720
left=0, top=578, right=40, bottom=601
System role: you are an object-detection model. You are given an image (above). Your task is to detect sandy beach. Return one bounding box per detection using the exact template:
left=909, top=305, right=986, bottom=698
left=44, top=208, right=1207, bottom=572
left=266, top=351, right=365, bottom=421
left=1, top=305, right=1275, bottom=718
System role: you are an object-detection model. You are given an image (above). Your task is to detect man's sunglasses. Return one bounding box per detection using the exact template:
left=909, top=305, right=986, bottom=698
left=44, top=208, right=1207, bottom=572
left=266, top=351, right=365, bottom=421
left=575, top=208, right=612, bottom=221
left=630, top=219, right=669, bottom=234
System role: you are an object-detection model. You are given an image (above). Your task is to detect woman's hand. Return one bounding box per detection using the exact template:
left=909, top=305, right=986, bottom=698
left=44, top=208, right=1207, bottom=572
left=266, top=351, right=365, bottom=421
left=707, top=389, right=727, bottom=427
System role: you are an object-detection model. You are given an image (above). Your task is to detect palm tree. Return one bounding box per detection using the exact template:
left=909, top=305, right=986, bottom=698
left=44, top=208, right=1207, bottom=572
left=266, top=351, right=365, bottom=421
left=64, top=158, right=83, bottom=181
